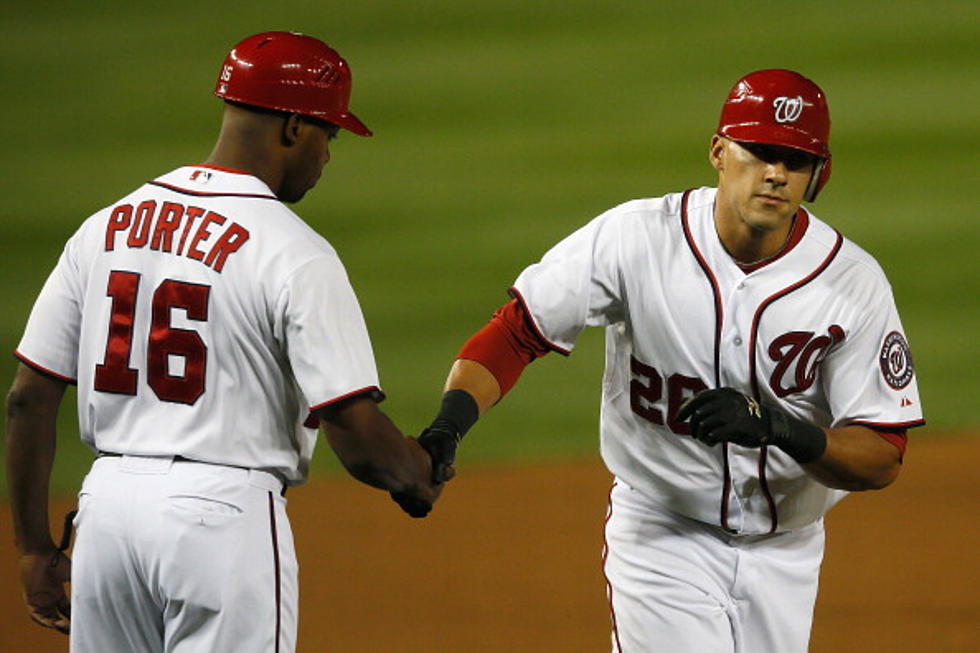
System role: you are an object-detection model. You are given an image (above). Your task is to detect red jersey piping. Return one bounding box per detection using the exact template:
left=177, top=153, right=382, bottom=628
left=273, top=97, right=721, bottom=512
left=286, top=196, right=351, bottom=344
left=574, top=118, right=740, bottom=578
left=13, top=351, right=78, bottom=385
left=735, top=208, right=811, bottom=273
left=309, top=386, right=385, bottom=411
left=680, top=189, right=723, bottom=388
left=192, top=164, right=252, bottom=175
left=748, top=230, right=844, bottom=533
left=506, top=287, right=571, bottom=356
left=680, top=189, right=732, bottom=530
left=849, top=419, right=925, bottom=429
left=602, top=481, right=624, bottom=653
left=148, top=180, right=278, bottom=200
left=267, top=493, right=283, bottom=653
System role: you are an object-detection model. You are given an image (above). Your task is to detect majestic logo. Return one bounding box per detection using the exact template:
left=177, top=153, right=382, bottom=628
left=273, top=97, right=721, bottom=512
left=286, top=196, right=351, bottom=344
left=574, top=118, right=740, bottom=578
left=768, top=325, right=845, bottom=397
left=879, top=331, right=914, bottom=390
left=773, top=96, right=804, bottom=123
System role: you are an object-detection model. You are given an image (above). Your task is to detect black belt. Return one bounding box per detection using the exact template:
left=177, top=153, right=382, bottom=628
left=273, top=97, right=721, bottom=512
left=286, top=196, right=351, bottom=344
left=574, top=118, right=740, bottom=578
left=98, top=451, right=195, bottom=462
left=96, top=451, right=199, bottom=469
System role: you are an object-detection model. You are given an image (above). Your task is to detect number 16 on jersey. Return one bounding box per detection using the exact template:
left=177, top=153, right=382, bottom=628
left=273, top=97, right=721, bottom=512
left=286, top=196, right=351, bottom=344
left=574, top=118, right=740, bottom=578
left=94, top=270, right=211, bottom=405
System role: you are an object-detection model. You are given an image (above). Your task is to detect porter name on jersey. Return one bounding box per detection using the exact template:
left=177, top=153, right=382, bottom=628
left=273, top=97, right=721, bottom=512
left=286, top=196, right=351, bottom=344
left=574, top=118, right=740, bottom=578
left=105, top=200, right=250, bottom=273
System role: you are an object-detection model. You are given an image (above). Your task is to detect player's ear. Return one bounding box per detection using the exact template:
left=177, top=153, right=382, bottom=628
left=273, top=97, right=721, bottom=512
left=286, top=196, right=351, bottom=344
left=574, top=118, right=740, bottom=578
left=709, top=135, right=726, bottom=171
left=281, top=113, right=303, bottom=147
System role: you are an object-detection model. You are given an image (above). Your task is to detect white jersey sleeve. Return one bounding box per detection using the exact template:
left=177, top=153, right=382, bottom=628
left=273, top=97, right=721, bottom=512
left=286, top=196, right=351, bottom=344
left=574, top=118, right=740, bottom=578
left=513, top=205, right=633, bottom=352
left=818, top=256, right=922, bottom=429
left=16, top=234, right=85, bottom=382
left=276, top=254, right=381, bottom=410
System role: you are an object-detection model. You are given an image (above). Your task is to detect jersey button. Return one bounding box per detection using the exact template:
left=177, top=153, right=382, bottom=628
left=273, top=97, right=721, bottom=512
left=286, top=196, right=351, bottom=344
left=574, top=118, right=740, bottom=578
left=734, top=336, right=743, bottom=346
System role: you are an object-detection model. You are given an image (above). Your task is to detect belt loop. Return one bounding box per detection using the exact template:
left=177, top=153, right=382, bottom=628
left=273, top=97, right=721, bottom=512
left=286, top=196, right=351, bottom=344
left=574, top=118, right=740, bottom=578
left=247, top=468, right=286, bottom=495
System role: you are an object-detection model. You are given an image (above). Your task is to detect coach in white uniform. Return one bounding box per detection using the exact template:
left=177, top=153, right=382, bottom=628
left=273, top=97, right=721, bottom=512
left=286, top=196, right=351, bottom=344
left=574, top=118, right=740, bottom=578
left=6, top=32, right=440, bottom=652
left=414, top=69, right=924, bottom=651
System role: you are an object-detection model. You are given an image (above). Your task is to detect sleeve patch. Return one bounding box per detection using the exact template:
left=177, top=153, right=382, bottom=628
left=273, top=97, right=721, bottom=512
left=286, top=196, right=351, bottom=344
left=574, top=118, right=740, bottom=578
left=879, top=331, right=914, bottom=390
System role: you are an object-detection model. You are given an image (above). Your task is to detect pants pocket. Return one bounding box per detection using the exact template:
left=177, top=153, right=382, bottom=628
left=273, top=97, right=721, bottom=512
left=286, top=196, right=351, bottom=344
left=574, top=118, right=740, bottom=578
left=166, top=495, right=244, bottom=526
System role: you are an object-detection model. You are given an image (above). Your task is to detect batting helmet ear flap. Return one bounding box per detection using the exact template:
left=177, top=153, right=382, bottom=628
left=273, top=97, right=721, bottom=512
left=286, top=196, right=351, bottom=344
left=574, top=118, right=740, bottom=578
left=804, top=157, right=832, bottom=202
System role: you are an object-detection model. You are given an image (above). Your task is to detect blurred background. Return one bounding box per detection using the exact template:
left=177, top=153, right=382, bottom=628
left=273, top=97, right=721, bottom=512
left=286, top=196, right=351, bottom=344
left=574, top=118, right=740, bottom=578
left=2, top=0, right=975, bottom=495
left=2, top=1, right=978, bottom=650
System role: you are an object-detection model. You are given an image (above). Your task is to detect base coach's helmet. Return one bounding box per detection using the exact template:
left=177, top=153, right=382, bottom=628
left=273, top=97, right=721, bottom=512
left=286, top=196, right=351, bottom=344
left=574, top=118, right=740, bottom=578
left=214, top=31, right=372, bottom=137
left=718, top=69, right=831, bottom=201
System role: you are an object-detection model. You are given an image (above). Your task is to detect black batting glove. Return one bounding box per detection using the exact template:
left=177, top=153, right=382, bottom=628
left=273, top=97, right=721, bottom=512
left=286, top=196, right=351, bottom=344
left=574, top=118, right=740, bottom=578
left=388, top=389, right=478, bottom=516
left=676, top=388, right=770, bottom=447
left=418, top=389, right=479, bottom=484
left=417, top=425, right=459, bottom=485
left=676, top=387, right=826, bottom=464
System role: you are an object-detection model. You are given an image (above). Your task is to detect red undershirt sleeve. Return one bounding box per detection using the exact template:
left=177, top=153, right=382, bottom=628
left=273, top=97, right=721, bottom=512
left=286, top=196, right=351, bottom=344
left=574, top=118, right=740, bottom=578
left=872, top=429, right=908, bottom=458
left=457, top=299, right=554, bottom=396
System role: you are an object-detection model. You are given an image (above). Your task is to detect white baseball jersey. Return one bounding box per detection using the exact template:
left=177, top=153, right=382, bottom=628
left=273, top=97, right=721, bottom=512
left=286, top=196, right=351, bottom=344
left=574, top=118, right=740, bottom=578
left=16, top=165, right=381, bottom=485
left=513, top=186, right=923, bottom=534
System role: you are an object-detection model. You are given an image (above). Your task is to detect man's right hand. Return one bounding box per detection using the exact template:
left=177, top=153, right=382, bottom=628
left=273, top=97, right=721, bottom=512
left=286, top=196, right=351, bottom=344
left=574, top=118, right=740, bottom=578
left=389, top=433, right=454, bottom=518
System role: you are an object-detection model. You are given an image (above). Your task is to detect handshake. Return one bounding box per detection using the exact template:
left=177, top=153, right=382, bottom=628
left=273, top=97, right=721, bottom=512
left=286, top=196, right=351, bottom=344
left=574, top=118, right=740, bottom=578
left=389, top=389, right=479, bottom=518
left=389, top=425, right=460, bottom=518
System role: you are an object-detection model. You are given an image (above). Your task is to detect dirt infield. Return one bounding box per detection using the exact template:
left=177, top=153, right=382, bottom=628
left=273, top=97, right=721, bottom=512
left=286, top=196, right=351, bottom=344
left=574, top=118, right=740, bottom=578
left=2, top=434, right=977, bottom=652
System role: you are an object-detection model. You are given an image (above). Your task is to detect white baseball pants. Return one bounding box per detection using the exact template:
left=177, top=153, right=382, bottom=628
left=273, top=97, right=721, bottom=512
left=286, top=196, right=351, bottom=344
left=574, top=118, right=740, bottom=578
left=603, top=480, right=824, bottom=653
left=69, top=455, right=298, bottom=653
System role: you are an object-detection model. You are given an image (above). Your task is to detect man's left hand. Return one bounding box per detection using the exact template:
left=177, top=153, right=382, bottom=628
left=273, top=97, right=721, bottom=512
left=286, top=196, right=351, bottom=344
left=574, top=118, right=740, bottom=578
left=676, top=387, right=771, bottom=448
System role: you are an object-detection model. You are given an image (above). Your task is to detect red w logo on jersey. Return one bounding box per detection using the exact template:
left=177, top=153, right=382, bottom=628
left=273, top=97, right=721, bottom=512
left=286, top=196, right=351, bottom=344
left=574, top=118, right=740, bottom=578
left=767, top=326, right=845, bottom=397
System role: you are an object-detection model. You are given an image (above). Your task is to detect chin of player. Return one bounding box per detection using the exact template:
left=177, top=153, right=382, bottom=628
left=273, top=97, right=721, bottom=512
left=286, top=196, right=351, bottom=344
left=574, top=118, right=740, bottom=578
left=279, top=181, right=315, bottom=204
left=743, top=196, right=795, bottom=232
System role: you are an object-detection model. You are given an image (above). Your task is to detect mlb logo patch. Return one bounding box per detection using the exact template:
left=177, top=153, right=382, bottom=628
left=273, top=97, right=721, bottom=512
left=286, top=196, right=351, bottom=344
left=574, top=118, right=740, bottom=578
left=189, top=170, right=212, bottom=184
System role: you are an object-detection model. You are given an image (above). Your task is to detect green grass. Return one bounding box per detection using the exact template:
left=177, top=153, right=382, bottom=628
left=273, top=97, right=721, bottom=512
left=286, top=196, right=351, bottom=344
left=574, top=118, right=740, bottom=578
left=2, top=0, right=977, bottom=495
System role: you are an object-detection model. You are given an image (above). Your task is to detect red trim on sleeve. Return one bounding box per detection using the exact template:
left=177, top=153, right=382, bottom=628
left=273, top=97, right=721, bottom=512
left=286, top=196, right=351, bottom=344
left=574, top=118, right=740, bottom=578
left=13, top=351, right=77, bottom=385
left=308, top=386, right=385, bottom=413
left=457, top=299, right=553, bottom=396
left=849, top=419, right=925, bottom=430
left=873, top=429, right=908, bottom=457
left=506, top=287, right=571, bottom=356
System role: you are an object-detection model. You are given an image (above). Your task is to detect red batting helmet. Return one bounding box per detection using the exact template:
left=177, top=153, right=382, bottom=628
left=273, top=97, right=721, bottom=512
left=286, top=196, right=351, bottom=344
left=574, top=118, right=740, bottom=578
left=717, top=69, right=831, bottom=201
left=214, top=31, right=372, bottom=137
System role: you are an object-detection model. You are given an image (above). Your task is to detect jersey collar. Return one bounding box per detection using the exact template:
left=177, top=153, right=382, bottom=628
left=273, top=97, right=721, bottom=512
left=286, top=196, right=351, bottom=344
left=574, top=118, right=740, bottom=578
left=734, top=208, right=810, bottom=273
left=149, top=166, right=279, bottom=200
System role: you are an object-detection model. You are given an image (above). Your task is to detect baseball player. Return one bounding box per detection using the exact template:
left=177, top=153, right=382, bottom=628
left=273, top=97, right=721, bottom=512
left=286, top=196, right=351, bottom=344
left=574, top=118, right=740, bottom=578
left=6, top=31, right=440, bottom=652
left=418, top=69, right=924, bottom=651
